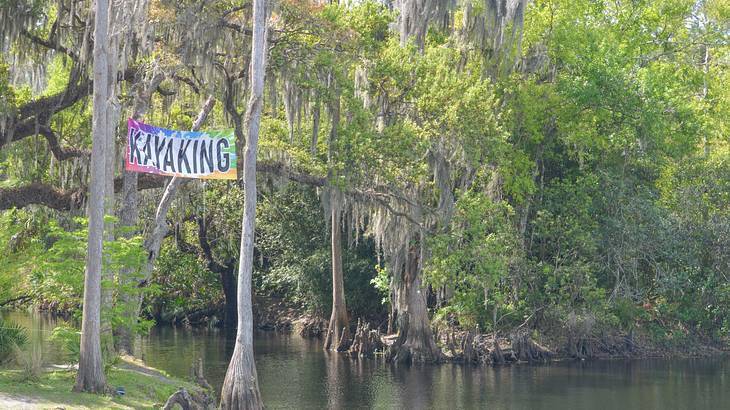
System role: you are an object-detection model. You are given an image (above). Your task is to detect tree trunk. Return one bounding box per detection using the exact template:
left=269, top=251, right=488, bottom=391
left=283, top=71, right=296, bottom=144
left=219, top=0, right=268, bottom=407
left=268, top=72, right=277, bottom=115
left=100, top=19, right=120, bottom=356
left=389, top=244, right=442, bottom=364
left=100, top=133, right=115, bottom=358
left=322, top=74, right=350, bottom=352
left=196, top=215, right=238, bottom=329
left=75, top=0, right=110, bottom=393
left=162, top=389, right=195, bottom=410
left=311, top=93, right=320, bottom=155
left=220, top=266, right=238, bottom=329
left=398, top=0, right=434, bottom=49
left=323, top=189, right=350, bottom=351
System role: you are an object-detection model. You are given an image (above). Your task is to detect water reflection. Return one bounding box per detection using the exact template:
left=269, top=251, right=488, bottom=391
left=2, top=310, right=730, bottom=409
left=0, top=309, right=70, bottom=365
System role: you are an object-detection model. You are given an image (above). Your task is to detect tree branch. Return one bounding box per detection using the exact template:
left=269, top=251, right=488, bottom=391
left=0, top=295, right=31, bottom=308
left=172, top=74, right=201, bottom=95
left=21, top=28, right=79, bottom=61
left=37, top=125, right=90, bottom=160
left=258, top=161, right=326, bottom=186
left=16, top=71, right=89, bottom=122
left=196, top=215, right=229, bottom=273
left=0, top=159, right=421, bottom=228
left=0, top=183, right=85, bottom=211
left=2, top=67, right=136, bottom=151
left=1, top=174, right=168, bottom=211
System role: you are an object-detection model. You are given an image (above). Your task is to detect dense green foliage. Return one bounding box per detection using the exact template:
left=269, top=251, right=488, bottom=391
left=1, top=0, right=728, bottom=356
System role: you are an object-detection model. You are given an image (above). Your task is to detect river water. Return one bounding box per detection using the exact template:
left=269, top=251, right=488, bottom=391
left=3, top=310, right=730, bottom=409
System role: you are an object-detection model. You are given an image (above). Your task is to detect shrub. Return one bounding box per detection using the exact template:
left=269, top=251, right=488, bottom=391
left=49, top=326, right=80, bottom=364
left=0, top=318, right=28, bottom=363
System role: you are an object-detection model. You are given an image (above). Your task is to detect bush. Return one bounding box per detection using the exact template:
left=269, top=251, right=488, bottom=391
left=49, top=326, right=80, bottom=364
left=0, top=319, right=28, bottom=363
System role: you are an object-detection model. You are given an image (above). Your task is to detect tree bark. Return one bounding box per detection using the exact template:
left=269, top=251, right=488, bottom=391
left=1, top=66, right=139, bottom=151
left=219, top=0, right=268, bottom=406
left=162, top=389, right=195, bottom=410
left=75, top=0, right=110, bottom=393
left=324, top=189, right=351, bottom=351
left=0, top=183, right=85, bottom=211
left=100, top=12, right=121, bottom=356
left=389, top=243, right=442, bottom=364
left=322, top=76, right=350, bottom=352
left=397, top=0, right=436, bottom=49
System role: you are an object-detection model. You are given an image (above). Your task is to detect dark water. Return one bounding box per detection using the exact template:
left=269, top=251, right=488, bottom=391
left=3, top=310, right=730, bottom=409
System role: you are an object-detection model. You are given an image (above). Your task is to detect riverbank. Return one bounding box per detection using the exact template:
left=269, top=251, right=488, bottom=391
left=1, top=309, right=729, bottom=409
left=0, top=356, right=208, bottom=409
left=5, top=299, right=729, bottom=368
left=252, top=297, right=730, bottom=364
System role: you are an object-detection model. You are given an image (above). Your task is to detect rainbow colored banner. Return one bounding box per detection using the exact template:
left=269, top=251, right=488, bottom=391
left=125, top=119, right=237, bottom=180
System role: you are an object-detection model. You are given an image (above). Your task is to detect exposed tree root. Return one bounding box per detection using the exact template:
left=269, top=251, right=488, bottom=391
left=387, top=318, right=444, bottom=364
left=296, top=315, right=326, bottom=338
left=348, top=318, right=385, bottom=357
left=510, top=329, right=553, bottom=362
left=162, top=388, right=215, bottom=410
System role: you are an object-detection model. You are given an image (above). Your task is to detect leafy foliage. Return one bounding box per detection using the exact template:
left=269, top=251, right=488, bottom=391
left=0, top=319, right=28, bottom=363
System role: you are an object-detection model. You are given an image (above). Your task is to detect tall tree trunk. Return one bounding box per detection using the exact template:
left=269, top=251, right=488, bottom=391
left=322, top=77, right=350, bottom=351
left=268, top=72, right=277, bottom=115
left=389, top=242, right=442, bottom=364
left=115, top=71, right=165, bottom=354
left=75, top=0, right=110, bottom=393
left=100, top=128, right=115, bottom=358
left=100, top=20, right=120, bottom=356
left=323, top=189, right=350, bottom=351
left=219, top=0, right=268, bottom=407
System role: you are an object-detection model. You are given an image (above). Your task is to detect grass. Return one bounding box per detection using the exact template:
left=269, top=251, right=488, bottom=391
left=0, top=359, right=203, bottom=409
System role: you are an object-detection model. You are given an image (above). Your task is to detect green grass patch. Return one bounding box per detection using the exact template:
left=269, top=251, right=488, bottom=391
left=0, top=364, right=202, bottom=409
